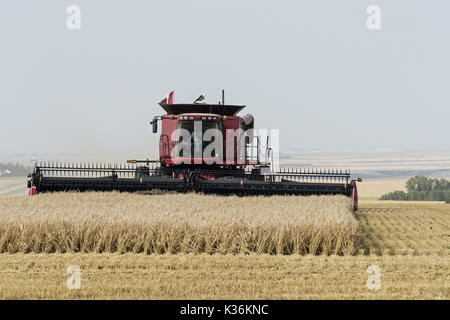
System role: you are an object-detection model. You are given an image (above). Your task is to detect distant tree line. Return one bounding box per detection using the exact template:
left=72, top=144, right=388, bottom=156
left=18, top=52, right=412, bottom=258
left=380, top=176, right=450, bottom=203
left=0, top=163, right=32, bottom=177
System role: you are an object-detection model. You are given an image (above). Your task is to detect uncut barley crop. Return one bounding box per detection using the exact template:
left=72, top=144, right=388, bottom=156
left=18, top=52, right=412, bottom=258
left=0, top=192, right=359, bottom=255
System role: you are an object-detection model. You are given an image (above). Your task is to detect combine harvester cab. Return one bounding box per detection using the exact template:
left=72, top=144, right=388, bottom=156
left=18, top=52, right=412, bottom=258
left=27, top=91, right=362, bottom=210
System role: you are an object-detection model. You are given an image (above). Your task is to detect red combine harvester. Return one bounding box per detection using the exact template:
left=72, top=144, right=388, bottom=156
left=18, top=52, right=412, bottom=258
left=27, top=91, right=361, bottom=209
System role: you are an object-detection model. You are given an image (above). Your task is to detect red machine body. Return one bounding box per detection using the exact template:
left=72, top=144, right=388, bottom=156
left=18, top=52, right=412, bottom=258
left=155, top=103, right=259, bottom=171
left=159, top=114, right=251, bottom=166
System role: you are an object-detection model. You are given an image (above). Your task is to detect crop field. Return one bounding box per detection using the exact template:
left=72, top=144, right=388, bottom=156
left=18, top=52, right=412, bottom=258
left=0, top=193, right=358, bottom=255
left=0, top=193, right=448, bottom=299
left=357, top=200, right=449, bottom=256
left=0, top=253, right=448, bottom=299
left=0, top=177, right=27, bottom=198
left=357, top=179, right=407, bottom=199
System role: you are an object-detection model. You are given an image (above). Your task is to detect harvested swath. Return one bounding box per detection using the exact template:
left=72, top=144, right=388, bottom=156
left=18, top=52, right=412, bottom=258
left=0, top=192, right=358, bottom=255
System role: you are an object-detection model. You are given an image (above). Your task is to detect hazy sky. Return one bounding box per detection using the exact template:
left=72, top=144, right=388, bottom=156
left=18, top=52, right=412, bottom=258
left=1, top=1, right=449, bottom=156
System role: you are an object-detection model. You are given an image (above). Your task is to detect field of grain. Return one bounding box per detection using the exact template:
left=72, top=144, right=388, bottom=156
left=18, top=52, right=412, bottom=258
left=357, top=179, right=407, bottom=199
left=0, top=194, right=448, bottom=299
left=0, top=193, right=358, bottom=255
left=0, top=177, right=27, bottom=198
left=357, top=200, right=449, bottom=256
left=0, top=253, right=448, bottom=299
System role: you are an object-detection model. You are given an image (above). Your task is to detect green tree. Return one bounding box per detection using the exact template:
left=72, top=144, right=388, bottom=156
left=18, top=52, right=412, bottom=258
left=380, top=190, right=407, bottom=200
left=381, top=176, right=450, bottom=201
